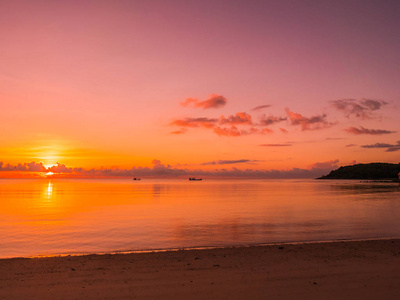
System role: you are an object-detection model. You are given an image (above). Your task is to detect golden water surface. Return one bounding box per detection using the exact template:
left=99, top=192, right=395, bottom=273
left=0, top=179, right=399, bottom=258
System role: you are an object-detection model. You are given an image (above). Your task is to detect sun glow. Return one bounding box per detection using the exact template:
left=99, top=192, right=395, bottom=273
left=44, top=163, right=56, bottom=169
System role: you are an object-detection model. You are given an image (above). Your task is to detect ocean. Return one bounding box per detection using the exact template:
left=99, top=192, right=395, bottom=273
left=0, top=178, right=399, bottom=258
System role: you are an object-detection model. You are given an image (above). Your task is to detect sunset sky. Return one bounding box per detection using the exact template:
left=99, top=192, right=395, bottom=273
left=1, top=0, right=399, bottom=178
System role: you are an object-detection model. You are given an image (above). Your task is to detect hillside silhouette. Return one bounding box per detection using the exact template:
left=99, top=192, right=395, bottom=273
left=318, top=163, right=400, bottom=180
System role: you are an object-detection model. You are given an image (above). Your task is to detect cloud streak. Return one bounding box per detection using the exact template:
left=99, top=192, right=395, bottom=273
left=361, top=141, right=400, bottom=152
left=251, top=104, right=271, bottom=111
left=213, top=126, right=272, bottom=137
left=345, top=126, right=395, bottom=135
left=170, top=117, right=218, bottom=128
left=201, top=159, right=258, bottom=166
left=259, top=143, right=292, bottom=147
left=0, top=161, right=46, bottom=172
left=181, top=94, right=227, bottom=109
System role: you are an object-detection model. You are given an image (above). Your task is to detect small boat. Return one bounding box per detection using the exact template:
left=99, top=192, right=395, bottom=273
left=133, top=178, right=141, bottom=181
left=189, top=178, right=202, bottom=181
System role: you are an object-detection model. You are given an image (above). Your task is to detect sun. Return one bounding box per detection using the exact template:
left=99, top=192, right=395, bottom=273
left=43, top=162, right=57, bottom=176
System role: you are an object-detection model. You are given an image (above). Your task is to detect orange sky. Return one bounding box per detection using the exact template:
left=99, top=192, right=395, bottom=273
left=1, top=0, right=399, bottom=178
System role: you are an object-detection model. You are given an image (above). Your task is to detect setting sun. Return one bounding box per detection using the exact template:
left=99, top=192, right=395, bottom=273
left=44, top=163, right=56, bottom=169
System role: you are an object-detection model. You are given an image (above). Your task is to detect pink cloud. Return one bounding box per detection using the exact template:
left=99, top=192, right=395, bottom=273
left=250, top=128, right=273, bottom=134
left=213, top=126, right=272, bottom=137
left=345, top=126, right=395, bottom=135
left=180, top=94, right=227, bottom=109
left=219, top=112, right=253, bottom=125
left=309, top=159, right=339, bottom=170
left=213, top=126, right=241, bottom=136
left=286, top=109, right=334, bottom=131
left=171, top=112, right=273, bottom=137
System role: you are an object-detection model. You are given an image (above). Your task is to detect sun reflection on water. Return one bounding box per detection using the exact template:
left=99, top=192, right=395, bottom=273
left=46, top=181, right=53, bottom=200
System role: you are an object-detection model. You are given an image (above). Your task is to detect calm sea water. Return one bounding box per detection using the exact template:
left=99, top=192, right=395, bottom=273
left=0, top=178, right=399, bottom=258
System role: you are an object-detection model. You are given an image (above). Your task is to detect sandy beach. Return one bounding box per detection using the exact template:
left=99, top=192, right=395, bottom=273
left=1, top=239, right=400, bottom=299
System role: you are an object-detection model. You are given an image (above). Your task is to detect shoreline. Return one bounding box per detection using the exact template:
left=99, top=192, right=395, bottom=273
left=2, top=235, right=399, bottom=260
left=1, top=238, right=400, bottom=299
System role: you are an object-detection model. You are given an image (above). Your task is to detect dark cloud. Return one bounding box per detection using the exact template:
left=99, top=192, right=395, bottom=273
left=258, top=115, right=287, bottom=126
left=259, top=143, right=292, bottom=147
left=48, top=163, right=74, bottom=173
left=201, top=159, right=257, bottom=166
left=362, top=99, right=387, bottom=110
left=330, top=98, right=387, bottom=119
left=0, top=162, right=84, bottom=174
left=346, top=144, right=357, bottom=147
left=170, top=117, right=218, bottom=128
left=0, top=161, right=46, bottom=172
left=251, top=105, right=271, bottom=111
left=280, top=128, right=288, bottom=134
left=286, top=109, right=334, bottom=131
left=345, top=126, right=395, bottom=135
left=181, top=94, right=227, bottom=109
left=0, top=159, right=341, bottom=179
left=84, top=160, right=188, bottom=177
left=361, top=141, right=400, bottom=152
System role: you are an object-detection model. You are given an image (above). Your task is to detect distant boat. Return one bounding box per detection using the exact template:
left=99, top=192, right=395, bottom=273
left=189, top=178, right=202, bottom=181
left=133, top=178, right=141, bottom=181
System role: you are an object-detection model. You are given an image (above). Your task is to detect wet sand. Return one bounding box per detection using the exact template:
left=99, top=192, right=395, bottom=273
left=1, top=239, right=400, bottom=299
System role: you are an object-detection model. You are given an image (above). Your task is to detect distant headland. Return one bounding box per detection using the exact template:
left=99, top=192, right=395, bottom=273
left=318, top=163, right=400, bottom=180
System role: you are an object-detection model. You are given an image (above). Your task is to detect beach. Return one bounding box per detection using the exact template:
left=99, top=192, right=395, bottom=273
left=1, top=239, right=399, bottom=299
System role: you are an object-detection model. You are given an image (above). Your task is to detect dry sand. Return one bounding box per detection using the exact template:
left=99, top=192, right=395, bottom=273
left=1, top=239, right=400, bottom=299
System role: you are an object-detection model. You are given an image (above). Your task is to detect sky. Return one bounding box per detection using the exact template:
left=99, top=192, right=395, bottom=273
left=1, top=0, right=399, bottom=178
